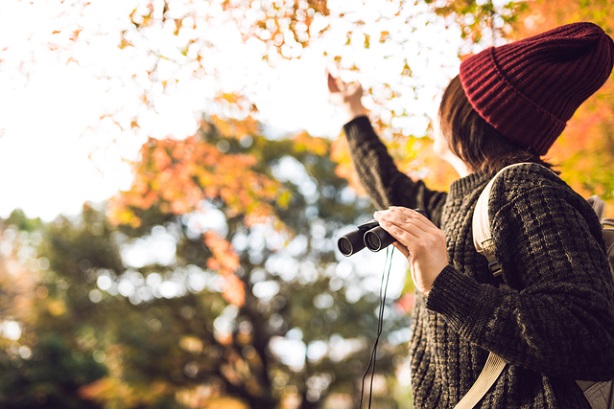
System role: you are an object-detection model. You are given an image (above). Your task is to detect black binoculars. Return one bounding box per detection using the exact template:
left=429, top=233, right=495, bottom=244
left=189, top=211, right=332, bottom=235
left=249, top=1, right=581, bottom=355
left=337, top=209, right=427, bottom=257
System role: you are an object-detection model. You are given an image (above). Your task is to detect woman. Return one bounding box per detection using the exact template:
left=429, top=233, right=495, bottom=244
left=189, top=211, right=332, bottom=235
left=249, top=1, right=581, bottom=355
left=329, top=22, right=614, bottom=408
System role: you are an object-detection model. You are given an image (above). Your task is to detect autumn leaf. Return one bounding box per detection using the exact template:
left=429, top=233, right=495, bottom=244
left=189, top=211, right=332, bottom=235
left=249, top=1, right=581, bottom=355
left=292, top=131, right=329, bottom=155
left=109, top=129, right=284, bottom=227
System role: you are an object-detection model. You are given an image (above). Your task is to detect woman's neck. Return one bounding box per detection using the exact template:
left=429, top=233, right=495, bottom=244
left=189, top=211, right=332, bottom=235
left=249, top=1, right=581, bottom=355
left=443, top=151, right=472, bottom=178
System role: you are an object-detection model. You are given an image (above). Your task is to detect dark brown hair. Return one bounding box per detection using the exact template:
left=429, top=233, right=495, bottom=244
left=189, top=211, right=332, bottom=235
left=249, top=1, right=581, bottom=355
left=438, top=75, right=555, bottom=175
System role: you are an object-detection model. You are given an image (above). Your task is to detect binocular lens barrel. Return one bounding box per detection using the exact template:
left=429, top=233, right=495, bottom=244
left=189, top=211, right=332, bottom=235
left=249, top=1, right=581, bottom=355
left=337, top=229, right=367, bottom=257
left=363, top=226, right=396, bottom=252
left=337, top=223, right=395, bottom=257
left=337, top=210, right=426, bottom=257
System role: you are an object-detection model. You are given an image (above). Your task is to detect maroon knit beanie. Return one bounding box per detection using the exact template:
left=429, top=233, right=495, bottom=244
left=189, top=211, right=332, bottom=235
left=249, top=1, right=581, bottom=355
left=459, top=22, right=614, bottom=155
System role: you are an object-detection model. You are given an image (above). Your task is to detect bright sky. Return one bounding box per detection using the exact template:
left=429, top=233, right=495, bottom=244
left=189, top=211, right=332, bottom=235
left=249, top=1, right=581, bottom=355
left=0, top=0, right=464, bottom=221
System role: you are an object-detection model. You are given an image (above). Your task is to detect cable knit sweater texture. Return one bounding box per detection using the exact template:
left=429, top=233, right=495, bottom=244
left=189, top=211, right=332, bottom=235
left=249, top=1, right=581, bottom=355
left=343, top=116, right=614, bottom=409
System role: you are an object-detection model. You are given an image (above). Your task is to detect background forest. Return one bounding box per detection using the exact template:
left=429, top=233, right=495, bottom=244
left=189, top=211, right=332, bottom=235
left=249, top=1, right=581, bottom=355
left=0, top=0, right=612, bottom=408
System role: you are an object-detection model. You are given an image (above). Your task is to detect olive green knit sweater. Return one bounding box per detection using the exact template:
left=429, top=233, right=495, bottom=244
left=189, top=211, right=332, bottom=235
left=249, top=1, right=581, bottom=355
left=344, top=116, right=614, bottom=409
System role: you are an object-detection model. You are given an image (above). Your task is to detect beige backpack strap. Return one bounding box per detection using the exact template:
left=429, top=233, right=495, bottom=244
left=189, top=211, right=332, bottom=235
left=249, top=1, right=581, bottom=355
left=587, top=195, right=606, bottom=220
left=453, top=353, right=507, bottom=409
left=472, top=163, right=558, bottom=278
left=472, top=163, right=529, bottom=278
left=458, top=163, right=531, bottom=409
left=576, top=380, right=614, bottom=409
left=583, top=198, right=614, bottom=408
left=472, top=172, right=501, bottom=277
left=470, top=164, right=614, bottom=409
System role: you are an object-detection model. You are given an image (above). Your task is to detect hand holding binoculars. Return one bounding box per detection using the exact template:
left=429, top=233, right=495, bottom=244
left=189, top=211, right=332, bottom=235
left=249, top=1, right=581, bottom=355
left=337, top=209, right=427, bottom=257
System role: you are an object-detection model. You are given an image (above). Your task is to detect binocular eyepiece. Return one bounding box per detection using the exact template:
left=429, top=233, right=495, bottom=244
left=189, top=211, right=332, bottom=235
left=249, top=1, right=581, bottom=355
left=337, top=209, right=427, bottom=257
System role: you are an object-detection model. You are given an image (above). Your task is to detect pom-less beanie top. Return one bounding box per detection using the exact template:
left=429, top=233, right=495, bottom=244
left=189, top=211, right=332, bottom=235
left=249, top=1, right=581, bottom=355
left=459, top=22, right=614, bottom=155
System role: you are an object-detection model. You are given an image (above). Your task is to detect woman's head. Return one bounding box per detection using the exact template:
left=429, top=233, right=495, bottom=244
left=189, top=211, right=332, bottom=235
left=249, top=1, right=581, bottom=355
left=437, top=75, right=543, bottom=174
left=437, top=22, right=613, bottom=174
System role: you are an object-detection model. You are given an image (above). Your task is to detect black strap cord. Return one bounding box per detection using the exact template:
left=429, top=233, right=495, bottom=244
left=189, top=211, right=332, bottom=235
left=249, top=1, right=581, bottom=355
left=358, top=246, right=394, bottom=409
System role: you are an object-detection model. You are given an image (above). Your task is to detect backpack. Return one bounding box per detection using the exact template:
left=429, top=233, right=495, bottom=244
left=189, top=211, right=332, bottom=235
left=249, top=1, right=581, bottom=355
left=453, top=163, right=614, bottom=409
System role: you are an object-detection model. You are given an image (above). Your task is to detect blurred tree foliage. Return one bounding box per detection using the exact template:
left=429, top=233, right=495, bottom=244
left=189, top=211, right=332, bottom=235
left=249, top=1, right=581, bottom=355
left=0, top=211, right=106, bottom=408
left=0, top=119, right=412, bottom=408
left=1, top=1, right=613, bottom=408
left=424, top=0, right=614, bottom=211
left=6, top=0, right=611, bottom=200
left=509, top=0, right=614, bottom=210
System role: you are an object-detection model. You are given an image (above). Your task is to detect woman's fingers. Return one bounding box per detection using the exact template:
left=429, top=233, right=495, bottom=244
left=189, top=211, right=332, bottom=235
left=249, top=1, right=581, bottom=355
left=374, top=207, right=442, bottom=253
left=327, top=72, right=362, bottom=98
left=327, top=72, right=349, bottom=94
left=392, top=241, right=410, bottom=258
left=376, top=207, right=432, bottom=235
left=373, top=206, right=448, bottom=295
left=390, top=206, right=433, bottom=228
left=382, top=222, right=419, bottom=250
left=327, top=72, right=341, bottom=93
left=327, top=72, right=368, bottom=122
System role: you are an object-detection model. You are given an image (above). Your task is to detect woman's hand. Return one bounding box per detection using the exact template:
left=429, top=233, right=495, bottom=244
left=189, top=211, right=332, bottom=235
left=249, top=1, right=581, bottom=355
left=327, top=72, right=368, bottom=123
left=374, top=207, right=448, bottom=295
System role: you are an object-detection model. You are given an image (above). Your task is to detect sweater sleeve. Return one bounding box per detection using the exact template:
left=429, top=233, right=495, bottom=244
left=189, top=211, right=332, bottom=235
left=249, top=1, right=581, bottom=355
left=343, top=116, right=447, bottom=224
left=425, top=179, right=614, bottom=381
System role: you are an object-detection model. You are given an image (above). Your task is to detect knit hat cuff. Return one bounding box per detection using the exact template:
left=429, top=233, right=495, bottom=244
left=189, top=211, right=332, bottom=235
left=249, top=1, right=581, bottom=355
left=460, top=47, right=567, bottom=155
